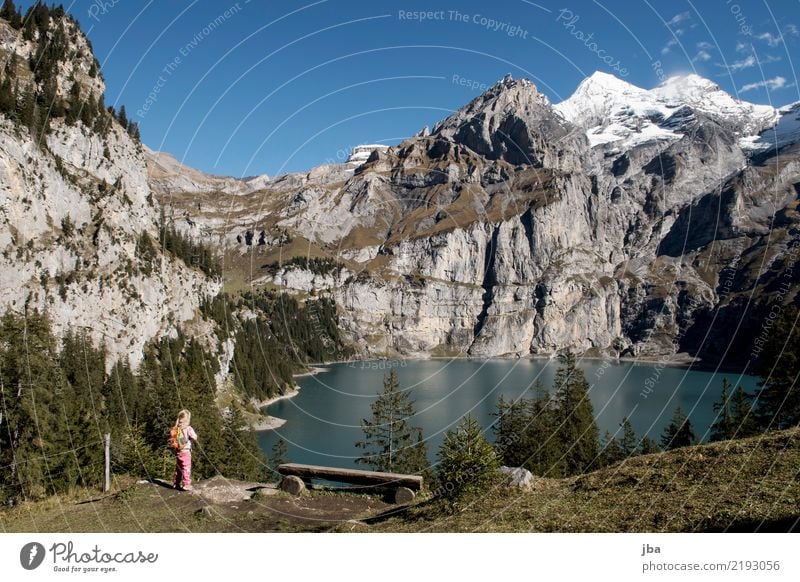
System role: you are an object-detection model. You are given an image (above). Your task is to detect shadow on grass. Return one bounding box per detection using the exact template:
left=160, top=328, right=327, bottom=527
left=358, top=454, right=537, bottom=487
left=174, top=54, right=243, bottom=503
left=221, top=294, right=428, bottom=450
left=360, top=497, right=440, bottom=525
left=149, top=478, right=177, bottom=490
left=700, top=515, right=800, bottom=533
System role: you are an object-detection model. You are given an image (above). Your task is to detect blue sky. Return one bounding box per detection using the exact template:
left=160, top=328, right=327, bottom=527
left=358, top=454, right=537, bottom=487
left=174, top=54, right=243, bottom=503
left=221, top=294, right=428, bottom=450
left=16, top=0, right=800, bottom=177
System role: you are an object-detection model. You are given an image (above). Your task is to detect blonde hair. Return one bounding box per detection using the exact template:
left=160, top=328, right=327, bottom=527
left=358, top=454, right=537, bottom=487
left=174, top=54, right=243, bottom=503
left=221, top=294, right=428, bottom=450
left=175, top=409, right=191, bottom=427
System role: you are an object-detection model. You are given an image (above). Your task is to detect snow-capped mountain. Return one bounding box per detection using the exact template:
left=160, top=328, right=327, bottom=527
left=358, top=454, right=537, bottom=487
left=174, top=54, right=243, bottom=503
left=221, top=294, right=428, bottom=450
left=741, top=101, right=800, bottom=153
left=555, top=71, right=779, bottom=150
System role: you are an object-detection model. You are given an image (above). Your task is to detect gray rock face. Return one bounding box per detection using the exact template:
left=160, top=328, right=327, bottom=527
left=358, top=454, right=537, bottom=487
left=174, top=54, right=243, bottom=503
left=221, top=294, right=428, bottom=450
left=148, top=73, right=800, bottom=367
left=145, top=146, right=269, bottom=197
left=433, top=75, right=589, bottom=171
left=0, top=18, right=219, bottom=370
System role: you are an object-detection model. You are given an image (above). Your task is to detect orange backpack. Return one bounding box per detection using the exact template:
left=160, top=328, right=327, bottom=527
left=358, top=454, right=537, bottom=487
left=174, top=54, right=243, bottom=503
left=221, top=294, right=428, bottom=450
left=169, top=425, right=188, bottom=451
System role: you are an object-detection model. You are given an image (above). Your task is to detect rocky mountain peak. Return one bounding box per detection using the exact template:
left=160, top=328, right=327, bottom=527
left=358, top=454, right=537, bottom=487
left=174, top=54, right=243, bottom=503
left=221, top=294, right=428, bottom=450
left=347, top=144, right=390, bottom=165
left=555, top=71, right=650, bottom=131
left=657, top=73, right=719, bottom=94
left=431, top=74, right=584, bottom=169
left=452, top=74, right=549, bottom=116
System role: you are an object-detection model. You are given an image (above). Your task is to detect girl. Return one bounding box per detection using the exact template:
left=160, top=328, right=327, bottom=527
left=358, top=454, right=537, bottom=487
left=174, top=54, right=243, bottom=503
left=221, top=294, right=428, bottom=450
left=171, top=409, right=199, bottom=491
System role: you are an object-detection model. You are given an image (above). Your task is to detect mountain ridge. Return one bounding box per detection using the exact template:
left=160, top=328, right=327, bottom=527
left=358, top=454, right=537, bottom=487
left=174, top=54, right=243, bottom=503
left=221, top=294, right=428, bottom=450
left=150, top=71, right=800, bottom=366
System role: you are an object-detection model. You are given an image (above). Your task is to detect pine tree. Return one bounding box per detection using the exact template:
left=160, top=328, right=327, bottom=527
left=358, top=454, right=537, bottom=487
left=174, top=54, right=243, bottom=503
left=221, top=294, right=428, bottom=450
left=730, top=385, right=759, bottom=438
left=754, top=305, right=800, bottom=430
left=103, top=359, right=144, bottom=430
left=493, top=382, right=562, bottom=476
left=0, top=311, right=69, bottom=500
left=58, top=329, right=106, bottom=479
left=65, top=79, right=81, bottom=125
left=435, top=415, right=499, bottom=501
left=81, top=94, right=95, bottom=126
left=220, top=403, right=268, bottom=481
left=0, top=0, right=22, bottom=29
left=0, top=75, right=15, bottom=115
left=551, top=351, right=599, bottom=475
left=18, top=87, right=35, bottom=131
left=661, top=406, right=696, bottom=450
left=270, top=438, right=289, bottom=473
left=619, top=416, right=638, bottom=458
left=127, top=120, right=140, bottom=142
left=355, top=370, right=428, bottom=474
left=117, top=104, right=128, bottom=130
left=599, top=431, right=622, bottom=467
left=710, top=378, right=735, bottom=441
left=493, top=394, right=530, bottom=467
left=113, top=423, right=167, bottom=479
left=638, top=435, right=661, bottom=455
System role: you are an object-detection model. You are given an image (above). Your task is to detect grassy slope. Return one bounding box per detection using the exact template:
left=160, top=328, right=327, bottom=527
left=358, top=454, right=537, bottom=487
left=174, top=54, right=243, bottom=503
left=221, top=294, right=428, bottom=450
left=364, top=427, right=800, bottom=532
left=2, top=429, right=799, bottom=533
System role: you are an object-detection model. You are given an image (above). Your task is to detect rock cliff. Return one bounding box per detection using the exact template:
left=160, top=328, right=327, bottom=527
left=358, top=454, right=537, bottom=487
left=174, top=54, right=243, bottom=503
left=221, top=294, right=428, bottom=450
left=147, top=73, right=800, bottom=367
left=0, top=16, right=218, bottom=369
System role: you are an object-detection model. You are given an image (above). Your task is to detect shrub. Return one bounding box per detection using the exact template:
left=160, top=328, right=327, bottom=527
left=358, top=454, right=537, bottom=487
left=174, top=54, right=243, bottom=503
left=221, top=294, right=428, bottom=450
left=435, top=415, right=499, bottom=502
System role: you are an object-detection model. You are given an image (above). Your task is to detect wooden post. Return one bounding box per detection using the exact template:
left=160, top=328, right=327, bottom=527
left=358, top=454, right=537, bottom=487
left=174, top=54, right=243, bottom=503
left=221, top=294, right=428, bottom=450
left=103, top=433, right=111, bottom=493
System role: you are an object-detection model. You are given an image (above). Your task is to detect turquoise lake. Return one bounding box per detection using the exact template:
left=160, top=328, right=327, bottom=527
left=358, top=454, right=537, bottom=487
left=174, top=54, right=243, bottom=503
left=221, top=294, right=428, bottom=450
left=256, top=358, right=759, bottom=469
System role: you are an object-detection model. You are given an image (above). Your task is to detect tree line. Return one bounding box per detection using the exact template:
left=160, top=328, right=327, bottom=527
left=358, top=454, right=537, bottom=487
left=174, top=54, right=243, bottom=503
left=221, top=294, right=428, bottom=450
left=0, top=1, right=140, bottom=144
left=0, top=309, right=267, bottom=504
left=0, top=285, right=355, bottom=504
left=133, top=212, right=224, bottom=280
left=202, top=290, right=353, bottom=402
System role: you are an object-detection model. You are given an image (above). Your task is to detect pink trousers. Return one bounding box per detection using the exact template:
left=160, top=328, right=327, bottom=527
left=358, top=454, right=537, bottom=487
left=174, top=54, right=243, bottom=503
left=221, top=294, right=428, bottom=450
left=173, top=450, right=192, bottom=489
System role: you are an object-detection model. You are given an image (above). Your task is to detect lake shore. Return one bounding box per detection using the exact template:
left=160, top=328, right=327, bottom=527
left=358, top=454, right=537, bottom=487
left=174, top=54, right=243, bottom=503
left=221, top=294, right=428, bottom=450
left=292, top=366, right=330, bottom=378
left=334, top=352, right=747, bottom=374
left=251, top=366, right=331, bottom=431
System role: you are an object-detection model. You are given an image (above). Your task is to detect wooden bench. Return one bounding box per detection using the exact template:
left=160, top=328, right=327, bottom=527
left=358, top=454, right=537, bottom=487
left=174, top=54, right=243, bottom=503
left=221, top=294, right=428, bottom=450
left=277, top=463, right=422, bottom=503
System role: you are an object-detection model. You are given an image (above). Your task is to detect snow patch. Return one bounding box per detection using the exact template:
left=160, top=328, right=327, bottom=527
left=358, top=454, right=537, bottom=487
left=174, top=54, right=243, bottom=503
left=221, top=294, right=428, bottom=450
left=556, top=71, right=779, bottom=150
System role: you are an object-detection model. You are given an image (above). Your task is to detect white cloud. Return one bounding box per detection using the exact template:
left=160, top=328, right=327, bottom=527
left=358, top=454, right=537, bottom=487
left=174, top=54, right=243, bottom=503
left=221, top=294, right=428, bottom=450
left=661, top=37, right=680, bottom=55
left=720, top=54, right=781, bottom=73
left=757, top=32, right=783, bottom=47
left=756, top=54, right=780, bottom=67
left=735, top=41, right=749, bottom=53
left=692, top=50, right=712, bottom=63
left=667, top=11, right=690, bottom=27
left=739, top=76, right=787, bottom=93
left=696, top=41, right=714, bottom=50
left=785, top=24, right=798, bottom=37
left=729, top=55, right=756, bottom=71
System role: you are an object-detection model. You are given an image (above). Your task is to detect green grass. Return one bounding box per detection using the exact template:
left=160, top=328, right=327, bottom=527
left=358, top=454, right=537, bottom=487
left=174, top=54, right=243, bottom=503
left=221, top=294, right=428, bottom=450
left=2, top=429, right=799, bottom=533
left=362, top=428, right=800, bottom=532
